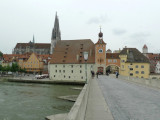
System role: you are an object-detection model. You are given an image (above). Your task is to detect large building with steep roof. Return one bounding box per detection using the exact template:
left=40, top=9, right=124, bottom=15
left=49, top=39, right=95, bottom=83
left=119, top=48, right=150, bottom=78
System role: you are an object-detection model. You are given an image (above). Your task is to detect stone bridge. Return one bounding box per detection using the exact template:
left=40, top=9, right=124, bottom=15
left=46, top=75, right=160, bottom=120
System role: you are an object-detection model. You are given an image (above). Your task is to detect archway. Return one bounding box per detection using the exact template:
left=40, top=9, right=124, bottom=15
left=106, top=65, right=119, bottom=74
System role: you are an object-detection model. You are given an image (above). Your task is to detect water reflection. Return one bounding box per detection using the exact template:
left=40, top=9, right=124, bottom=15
left=0, top=80, right=82, bottom=120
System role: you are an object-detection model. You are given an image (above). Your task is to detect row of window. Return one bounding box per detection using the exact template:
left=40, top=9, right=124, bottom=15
left=24, top=65, right=40, bottom=67
left=108, top=59, right=117, bottom=63
left=53, top=75, right=84, bottom=79
left=55, top=70, right=82, bottom=73
left=55, top=65, right=83, bottom=68
left=135, top=71, right=145, bottom=74
left=121, top=65, right=145, bottom=69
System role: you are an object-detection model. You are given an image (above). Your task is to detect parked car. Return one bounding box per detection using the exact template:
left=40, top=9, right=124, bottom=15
left=35, top=74, right=49, bottom=79
left=35, top=75, right=42, bottom=79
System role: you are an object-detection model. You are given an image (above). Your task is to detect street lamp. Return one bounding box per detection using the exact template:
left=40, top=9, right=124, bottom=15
left=83, top=52, right=88, bottom=84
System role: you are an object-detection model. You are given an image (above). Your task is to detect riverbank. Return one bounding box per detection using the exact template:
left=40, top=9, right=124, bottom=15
left=0, top=77, right=85, bottom=85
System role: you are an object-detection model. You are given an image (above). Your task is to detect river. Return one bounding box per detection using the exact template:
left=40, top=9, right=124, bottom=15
left=0, top=79, right=82, bottom=120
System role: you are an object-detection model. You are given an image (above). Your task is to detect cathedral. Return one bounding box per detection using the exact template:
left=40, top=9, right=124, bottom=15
left=12, top=12, right=61, bottom=55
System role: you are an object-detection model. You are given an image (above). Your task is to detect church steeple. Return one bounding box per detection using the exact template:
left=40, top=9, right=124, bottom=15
left=50, top=12, right=61, bottom=54
left=51, top=12, right=61, bottom=40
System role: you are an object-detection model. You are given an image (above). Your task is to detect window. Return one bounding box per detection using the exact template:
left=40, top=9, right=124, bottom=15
left=80, top=70, right=82, bottom=73
left=80, top=65, right=82, bottom=68
left=108, top=59, right=112, bottom=63
left=63, top=70, right=65, bottom=73
left=121, top=60, right=125, bottom=62
left=71, top=70, right=73, bottom=73
left=130, top=73, right=133, bottom=76
left=135, top=65, right=138, bottom=68
left=59, top=70, right=61, bottom=73
left=54, top=75, right=56, bottom=77
left=141, top=71, right=144, bottom=74
left=71, top=65, right=73, bottom=68
left=69, top=76, right=70, bottom=78
left=130, top=68, right=133, bottom=70
left=135, top=71, right=139, bottom=74
left=64, top=75, right=65, bottom=78
left=81, top=76, right=83, bottom=79
left=113, top=59, right=117, bottom=63
left=55, top=65, right=57, bottom=67
left=63, top=65, right=65, bottom=68
left=141, top=65, right=144, bottom=68
left=141, top=76, right=144, bottom=78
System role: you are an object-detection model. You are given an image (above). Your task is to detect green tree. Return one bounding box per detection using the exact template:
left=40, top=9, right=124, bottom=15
left=11, top=63, right=19, bottom=72
left=0, top=65, right=2, bottom=71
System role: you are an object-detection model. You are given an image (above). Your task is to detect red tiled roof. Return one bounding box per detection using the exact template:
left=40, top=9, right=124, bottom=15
left=15, top=43, right=50, bottom=49
left=146, top=53, right=160, bottom=60
left=106, top=53, right=120, bottom=59
left=95, top=39, right=106, bottom=45
left=50, top=39, right=95, bottom=64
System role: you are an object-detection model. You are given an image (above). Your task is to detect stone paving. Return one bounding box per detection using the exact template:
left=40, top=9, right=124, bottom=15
left=98, top=75, right=160, bottom=120
left=85, top=77, right=114, bottom=120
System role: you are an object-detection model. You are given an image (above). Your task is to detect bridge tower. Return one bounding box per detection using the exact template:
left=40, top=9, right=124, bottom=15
left=95, top=28, right=106, bottom=74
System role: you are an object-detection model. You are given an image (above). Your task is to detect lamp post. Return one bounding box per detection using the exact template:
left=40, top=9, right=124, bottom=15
left=83, top=52, right=88, bottom=84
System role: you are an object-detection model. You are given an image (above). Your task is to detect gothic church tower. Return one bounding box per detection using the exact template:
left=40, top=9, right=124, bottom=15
left=95, top=28, right=106, bottom=74
left=50, top=12, right=61, bottom=54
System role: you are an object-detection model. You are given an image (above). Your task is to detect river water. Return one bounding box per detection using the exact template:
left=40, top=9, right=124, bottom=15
left=0, top=80, right=82, bottom=120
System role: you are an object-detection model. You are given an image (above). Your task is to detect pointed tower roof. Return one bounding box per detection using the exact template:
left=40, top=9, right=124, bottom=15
left=51, top=12, right=61, bottom=40
left=95, top=27, right=106, bottom=45
left=143, top=44, right=148, bottom=49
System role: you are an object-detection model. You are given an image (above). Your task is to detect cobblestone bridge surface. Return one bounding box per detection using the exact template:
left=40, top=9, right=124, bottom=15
left=98, top=75, right=160, bottom=120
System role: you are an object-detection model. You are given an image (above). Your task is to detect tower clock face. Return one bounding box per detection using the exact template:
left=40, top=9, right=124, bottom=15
left=98, top=49, right=103, bottom=53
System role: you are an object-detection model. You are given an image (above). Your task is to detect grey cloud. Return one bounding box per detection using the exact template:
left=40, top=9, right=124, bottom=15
left=113, top=29, right=126, bottom=35
left=124, top=32, right=151, bottom=49
left=87, top=14, right=109, bottom=24
left=130, top=32, right=150, bottom=39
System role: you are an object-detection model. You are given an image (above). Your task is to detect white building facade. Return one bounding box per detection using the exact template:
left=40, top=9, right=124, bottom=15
left=49, top=64, right=94, bottom=83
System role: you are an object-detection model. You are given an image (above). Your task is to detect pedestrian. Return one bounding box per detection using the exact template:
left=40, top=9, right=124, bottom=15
left=116, top=71, right=119, bottom=78
left=91, top=71, right=94, bottom=78
left=96, top=72, right=99, bottom=78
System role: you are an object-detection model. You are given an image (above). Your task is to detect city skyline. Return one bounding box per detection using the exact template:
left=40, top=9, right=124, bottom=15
left=0, top=0, right=160, bottom=54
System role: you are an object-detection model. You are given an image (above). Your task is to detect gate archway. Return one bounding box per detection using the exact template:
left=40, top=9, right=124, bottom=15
left=106, top=65, right=119, bottom=74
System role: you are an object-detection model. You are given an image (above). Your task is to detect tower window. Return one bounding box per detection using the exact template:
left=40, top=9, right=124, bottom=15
left=98, top=49, right=103, bottom=53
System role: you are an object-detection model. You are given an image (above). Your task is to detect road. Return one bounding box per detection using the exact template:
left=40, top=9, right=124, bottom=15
left=98, top=75, right=160, bottom=120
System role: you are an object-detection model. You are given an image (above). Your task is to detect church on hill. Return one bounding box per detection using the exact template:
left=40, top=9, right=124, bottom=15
left=12, top=12, right=61, bottom=55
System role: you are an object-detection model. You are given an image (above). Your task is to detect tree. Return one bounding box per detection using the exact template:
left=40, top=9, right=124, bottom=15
left=11, top=63, right=19, bottom=72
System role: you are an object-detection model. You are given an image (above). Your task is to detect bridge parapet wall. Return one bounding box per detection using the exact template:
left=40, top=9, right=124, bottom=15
left=65, top=79, right=91, bottom=120
left=111, top=74, right=160, bottom=89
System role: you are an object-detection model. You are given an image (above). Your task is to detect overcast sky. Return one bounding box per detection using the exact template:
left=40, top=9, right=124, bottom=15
left=0, top=0, right=160, bottom=54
